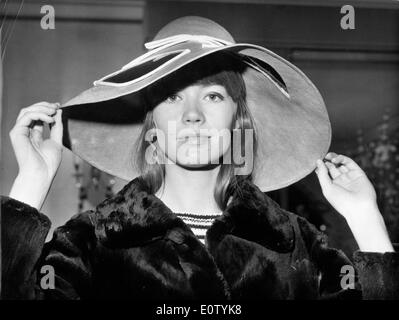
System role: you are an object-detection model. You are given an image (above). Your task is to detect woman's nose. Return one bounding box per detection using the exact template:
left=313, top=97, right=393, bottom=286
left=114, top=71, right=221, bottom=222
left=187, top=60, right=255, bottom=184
left=182, top=101, right=205, bottom=125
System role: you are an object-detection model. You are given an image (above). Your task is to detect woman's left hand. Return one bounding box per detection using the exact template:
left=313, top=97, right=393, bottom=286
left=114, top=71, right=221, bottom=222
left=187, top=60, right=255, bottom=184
left=315, top=152, right=376, bottom=218
left=315, top=152, right=394, bottom=253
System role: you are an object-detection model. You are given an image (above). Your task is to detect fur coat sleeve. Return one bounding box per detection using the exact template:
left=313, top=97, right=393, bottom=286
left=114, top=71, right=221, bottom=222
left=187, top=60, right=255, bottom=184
left=2, top=177, right=399, bottom=300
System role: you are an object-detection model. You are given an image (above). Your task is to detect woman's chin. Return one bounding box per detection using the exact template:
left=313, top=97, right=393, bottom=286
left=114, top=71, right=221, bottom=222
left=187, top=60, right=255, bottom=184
left=162, top=144, right=227, bottom=169
left=169, top=144, right=215, bottom=165
left=175, top=161, right=221, bottom=170
left=173, top=155, right=222, bottom=169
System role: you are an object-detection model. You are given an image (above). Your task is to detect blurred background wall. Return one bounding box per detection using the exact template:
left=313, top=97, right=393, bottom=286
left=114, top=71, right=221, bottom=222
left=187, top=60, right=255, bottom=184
left=1, top=0, right=145, bottom=240
left=1, top=0, right=398, bottom=254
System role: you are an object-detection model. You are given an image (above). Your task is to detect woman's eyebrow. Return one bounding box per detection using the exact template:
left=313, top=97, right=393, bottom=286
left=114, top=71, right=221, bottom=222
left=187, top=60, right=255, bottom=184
left=200, top=84, right=226, bottom=91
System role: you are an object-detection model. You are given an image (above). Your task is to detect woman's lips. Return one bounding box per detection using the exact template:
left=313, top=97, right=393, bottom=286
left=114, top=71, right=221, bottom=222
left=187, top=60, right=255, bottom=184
left=178, top=135, right=211, bottom=145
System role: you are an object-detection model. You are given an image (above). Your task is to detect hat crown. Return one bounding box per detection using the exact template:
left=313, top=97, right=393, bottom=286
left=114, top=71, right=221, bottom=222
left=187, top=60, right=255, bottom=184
left=152, top=16, right=235, bottom=43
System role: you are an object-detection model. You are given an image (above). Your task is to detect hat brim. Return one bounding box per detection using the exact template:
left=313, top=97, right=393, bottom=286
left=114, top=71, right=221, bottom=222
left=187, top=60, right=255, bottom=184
left=61, top=43, right=331, bottom=192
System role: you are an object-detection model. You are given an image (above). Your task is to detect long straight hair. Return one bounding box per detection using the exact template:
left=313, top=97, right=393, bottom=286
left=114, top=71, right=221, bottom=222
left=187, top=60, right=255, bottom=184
left=133, top=52, right=258, bottom=210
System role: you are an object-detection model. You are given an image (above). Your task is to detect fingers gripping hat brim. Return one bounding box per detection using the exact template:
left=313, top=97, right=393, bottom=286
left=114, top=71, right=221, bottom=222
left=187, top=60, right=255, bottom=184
left=241, top=48, right=331, bottom=191
left=60, top=18, right=331, bottom=192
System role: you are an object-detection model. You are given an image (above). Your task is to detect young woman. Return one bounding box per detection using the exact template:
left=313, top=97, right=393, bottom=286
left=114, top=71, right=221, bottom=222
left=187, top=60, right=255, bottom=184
left=2, top=16, right=398, bottom=300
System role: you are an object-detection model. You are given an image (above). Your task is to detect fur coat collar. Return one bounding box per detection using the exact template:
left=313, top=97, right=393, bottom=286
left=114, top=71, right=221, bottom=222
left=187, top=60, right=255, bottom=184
left=94, top=176, right=295, bottom=254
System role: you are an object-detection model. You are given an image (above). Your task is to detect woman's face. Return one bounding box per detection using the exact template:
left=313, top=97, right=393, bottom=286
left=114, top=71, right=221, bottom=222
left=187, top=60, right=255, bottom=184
left=152, top=83, right=237, bottom=168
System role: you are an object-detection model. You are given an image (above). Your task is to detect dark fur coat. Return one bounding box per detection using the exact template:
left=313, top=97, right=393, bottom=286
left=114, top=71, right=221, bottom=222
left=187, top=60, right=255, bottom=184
left=2, top=176, right=399, bottom=300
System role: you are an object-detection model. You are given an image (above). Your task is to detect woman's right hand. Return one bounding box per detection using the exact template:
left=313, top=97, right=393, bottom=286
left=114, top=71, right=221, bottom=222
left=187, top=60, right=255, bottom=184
left=8, top=102, right=64, bottom=210
left=9, top=102, right=64, bottom=180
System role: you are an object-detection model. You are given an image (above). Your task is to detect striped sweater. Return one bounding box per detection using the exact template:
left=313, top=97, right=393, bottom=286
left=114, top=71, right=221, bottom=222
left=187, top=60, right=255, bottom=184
left=175, top=212, right=222, bottom=244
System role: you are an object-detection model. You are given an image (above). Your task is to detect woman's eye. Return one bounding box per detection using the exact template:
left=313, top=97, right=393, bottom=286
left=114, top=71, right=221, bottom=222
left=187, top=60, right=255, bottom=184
left=165, top=94, right=180, bottom=103
left=206, top=93, right=223, bottom=102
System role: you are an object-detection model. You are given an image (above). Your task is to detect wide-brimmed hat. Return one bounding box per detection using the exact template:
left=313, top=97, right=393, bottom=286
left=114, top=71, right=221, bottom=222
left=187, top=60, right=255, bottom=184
left=61, top=16, right=331, bottom=192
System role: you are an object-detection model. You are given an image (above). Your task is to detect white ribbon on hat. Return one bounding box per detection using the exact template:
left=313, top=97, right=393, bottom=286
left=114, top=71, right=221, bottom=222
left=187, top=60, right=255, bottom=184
left=94, top=34, right=233, bottom=86
left=95, top=33, right=289, bottom=99
left=144, top=34, right=233, bottom=50
left=121, top=34, right=233, bottom=71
